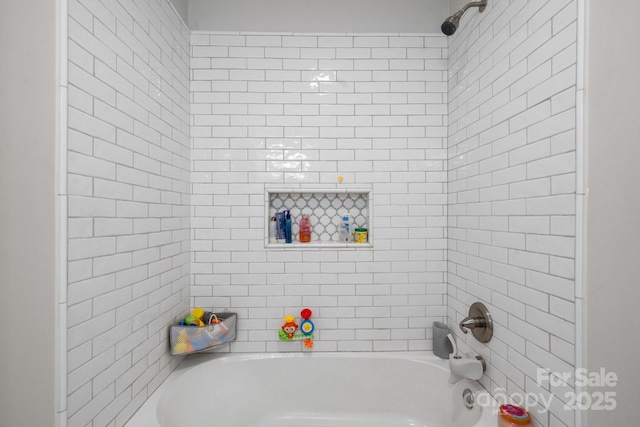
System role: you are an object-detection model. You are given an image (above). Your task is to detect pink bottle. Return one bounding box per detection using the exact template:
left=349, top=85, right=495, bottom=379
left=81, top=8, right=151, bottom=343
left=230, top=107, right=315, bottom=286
left=498, top=404, right=532, bottom=427
left=299, top=215, right=311, bottom=243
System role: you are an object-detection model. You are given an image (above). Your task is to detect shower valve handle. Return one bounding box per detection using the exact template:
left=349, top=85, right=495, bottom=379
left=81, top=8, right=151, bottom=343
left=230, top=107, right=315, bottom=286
left=458, top=302, right=493, bottom=343
left=459, top=316, right=485, bottom=334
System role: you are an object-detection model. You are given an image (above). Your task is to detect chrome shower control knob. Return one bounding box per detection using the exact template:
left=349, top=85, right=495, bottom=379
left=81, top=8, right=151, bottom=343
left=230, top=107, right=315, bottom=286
left=458, top=302, right=493, bottom=343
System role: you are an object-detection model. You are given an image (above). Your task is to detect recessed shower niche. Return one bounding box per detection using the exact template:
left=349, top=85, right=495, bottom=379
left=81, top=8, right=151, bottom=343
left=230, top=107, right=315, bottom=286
left=265, top=188, right=372, bottom=249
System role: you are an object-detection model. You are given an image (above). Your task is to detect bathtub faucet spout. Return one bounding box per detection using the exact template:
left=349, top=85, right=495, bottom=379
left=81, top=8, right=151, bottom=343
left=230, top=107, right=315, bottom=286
left=448, top=354, right=486, bottom=384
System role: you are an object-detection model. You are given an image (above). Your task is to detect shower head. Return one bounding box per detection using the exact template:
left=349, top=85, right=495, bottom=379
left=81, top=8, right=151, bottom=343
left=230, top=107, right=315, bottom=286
left=441, top=1, right=487, bottom=36
left=441, top=9, right=465, bottom=36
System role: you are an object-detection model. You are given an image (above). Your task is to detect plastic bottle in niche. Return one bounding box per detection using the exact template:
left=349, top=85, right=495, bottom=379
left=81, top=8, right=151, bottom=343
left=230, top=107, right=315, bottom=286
left=285, top=210, right=292, bottom=244
left=299, top=214, right=311, bottom=243
left=337, top=214, right=353, bottom=242
left=337, top=223, right=348, bottom=242
left=342, top=214, right=353, bottom=242
left=354, top=227, right=368, bottom=243
left=275, top=211, right=286, bottom=241
left=269, top=216, right=278, bottom=243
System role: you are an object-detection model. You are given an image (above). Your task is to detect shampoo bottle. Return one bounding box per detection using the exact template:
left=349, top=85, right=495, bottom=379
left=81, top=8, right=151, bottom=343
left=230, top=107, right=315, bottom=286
left=275, top=211, right=286, bottom=241
left=299, top=214, right=311, bottom=243
left=337, top=214, right=351, bottom=243
left=269, top=216, right=277, bottom=243
left=342, top=214, right=353, bottom=242
left=285, top=210, right=292, bottom=243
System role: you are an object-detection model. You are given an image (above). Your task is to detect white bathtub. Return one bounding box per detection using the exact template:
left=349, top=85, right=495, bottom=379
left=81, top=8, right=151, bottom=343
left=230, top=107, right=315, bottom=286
left=126, top=352, right=497, bottom=427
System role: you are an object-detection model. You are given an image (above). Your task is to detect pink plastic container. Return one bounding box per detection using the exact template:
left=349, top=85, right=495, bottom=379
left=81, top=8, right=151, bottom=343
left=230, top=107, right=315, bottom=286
left=498, top=404, right=532, bottom=427
left=299, top=214, right=311, bottom=242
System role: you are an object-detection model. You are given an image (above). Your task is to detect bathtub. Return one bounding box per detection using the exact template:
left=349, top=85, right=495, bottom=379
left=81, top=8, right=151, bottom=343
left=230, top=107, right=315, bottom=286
left=125, top=352, right=497, bottom=427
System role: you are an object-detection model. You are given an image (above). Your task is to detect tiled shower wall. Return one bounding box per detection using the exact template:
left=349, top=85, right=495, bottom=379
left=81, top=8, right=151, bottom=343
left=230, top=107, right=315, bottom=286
left=446, top=1, right=578, bottom=426
left=66, top=1, right=190, bottom=425
left=190, top=33, right=449, bottom=352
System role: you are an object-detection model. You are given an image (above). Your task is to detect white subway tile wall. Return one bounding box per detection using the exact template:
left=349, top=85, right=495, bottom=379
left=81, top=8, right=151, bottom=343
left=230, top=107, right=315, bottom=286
left=190, top=33, right=449, bottom=353
left=67, top=1, right=190, bottom=426
left=62, top=0, right=582, bottom=425
left=447, top=1, right=578, bottom=426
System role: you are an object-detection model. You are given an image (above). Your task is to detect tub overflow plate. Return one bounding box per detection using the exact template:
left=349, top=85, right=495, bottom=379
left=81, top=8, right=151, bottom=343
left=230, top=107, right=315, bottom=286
left=463, top=388, right=475, bottom=409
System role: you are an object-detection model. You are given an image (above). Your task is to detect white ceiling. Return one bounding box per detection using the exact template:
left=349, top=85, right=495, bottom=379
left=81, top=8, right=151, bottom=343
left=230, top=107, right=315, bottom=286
left=182, top=0, right=451, bottom=33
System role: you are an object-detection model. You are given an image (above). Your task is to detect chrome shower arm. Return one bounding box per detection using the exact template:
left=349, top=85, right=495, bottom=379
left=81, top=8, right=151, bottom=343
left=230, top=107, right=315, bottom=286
left=441, top=1, right=488, bottom=35
left=459, top=1, right=487, bottom=14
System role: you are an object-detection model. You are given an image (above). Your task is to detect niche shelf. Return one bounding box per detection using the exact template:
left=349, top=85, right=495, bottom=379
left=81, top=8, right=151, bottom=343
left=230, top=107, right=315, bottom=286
left=265, top=188, right=373, bottom=249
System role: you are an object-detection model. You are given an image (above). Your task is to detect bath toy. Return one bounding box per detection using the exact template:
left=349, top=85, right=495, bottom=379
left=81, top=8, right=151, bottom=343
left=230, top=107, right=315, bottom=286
left=189, top=318, right=204, bottom=327
left=281, top=315, right=298, bottom=339
left=173, top=342, right=193, bottom=354
left=184, top=308, right=206, bottom=326
left=177, top=329, right=189, bottom=343
left=217, top=320, right=229, bottom=333
left=278, top=309, right=315, bottom=348
left=300, top=308, right=314, bottom=335
left=203, top=311, right=220, bottom=325
left=300, top=319, right=314, bottom=335
left=202, top=311, right=213, bottom=323
left=278, top=330, right=314, bottom=341
left=191, top=333, right=211, bottom=351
